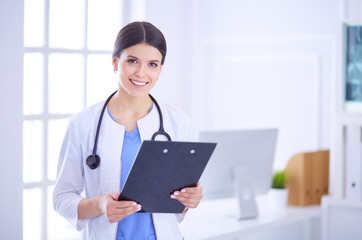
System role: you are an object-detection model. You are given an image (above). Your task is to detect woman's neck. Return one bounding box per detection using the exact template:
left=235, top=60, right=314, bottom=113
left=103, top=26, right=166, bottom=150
left=107, top=90, right=153, bottom=131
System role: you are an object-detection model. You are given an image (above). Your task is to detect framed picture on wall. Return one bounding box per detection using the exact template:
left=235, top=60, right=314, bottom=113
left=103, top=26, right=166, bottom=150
left=345, top=24, right=362, bottom=112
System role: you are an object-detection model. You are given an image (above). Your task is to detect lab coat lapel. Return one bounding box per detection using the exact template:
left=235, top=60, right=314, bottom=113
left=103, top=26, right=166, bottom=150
left=97, top=109, right=125, bottom=195
left=138, top=103, right=164, bottom=141
left=137, top=104, right=172, bottom=141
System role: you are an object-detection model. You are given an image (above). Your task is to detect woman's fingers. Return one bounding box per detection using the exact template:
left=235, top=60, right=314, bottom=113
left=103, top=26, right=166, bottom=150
left=103, top=193, right=141, bottom=223
left=174, top=196, right=199, bottom=208
left=182, top=182, right=202, bottom=193
left=114, top=200, right=139, bottom=209
left=170, top=182, right=203, bottom=209
left=107, top=203, right=141, bottom=223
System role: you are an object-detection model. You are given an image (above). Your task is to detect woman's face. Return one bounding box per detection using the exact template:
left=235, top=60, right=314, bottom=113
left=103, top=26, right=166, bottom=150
left=113, top=43, right=163, bottom=98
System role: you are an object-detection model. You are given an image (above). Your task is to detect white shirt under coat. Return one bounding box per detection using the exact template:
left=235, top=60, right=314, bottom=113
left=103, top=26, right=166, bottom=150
left=53, top=100, right=197, bottom=240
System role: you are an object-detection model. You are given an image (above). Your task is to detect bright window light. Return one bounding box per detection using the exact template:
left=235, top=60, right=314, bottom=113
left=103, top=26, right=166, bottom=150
left=49, top=0, right=85, bottom=49
left=23, top=0, right=122, bottom=239
left=48, top=53, right=84, bottom=114
left=23, top=53, right=44, bottom=115
left=24, top=0, right=45, bottom=47
left=23, top=120, right=43, bottom=183
left=23, top=188, right=42, bottom=240
left=88, top=0, right=122, bottom=50
left=47, top=119, right=69, bottom=181
left=87, top=54, right=117, bottom=107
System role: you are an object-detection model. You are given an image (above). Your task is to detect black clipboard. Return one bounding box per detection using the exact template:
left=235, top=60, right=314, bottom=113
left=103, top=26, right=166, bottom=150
left=117, top=140, right=217, bottom=213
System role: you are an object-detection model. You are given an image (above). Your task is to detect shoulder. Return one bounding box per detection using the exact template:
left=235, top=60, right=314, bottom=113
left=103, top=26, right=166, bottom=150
left=158, top=102, right=197, bottom=141
left=158, top=102, right=191, bottom=123
left=68, top=102, right=104, bottom=130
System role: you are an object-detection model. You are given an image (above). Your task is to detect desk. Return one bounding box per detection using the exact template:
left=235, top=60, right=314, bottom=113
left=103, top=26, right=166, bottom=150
left=180, top=196, right=321, bottom=240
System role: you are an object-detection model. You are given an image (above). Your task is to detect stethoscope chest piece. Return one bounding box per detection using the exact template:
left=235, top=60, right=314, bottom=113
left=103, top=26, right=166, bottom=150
left=86, top=154, right=101, bottom=170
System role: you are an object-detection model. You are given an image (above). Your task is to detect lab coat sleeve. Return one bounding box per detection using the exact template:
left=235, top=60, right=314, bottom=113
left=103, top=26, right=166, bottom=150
left=53, top=117, right=87, bottom=231
left=175, top=210, right=187, bottom=223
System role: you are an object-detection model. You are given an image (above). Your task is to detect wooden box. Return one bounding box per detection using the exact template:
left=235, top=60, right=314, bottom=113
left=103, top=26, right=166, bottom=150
left=285, top=150, right=329, bottom=206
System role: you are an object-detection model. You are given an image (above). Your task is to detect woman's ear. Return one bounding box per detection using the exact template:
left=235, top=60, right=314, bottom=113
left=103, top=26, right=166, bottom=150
left=112, top=57, right=119, bottom=73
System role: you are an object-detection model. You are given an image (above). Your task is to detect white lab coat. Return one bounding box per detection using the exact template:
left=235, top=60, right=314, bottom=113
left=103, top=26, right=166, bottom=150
left=53, top=100, right=196, bottom=240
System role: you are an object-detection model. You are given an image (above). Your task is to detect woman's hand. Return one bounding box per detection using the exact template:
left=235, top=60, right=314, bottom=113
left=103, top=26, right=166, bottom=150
left=99, top=193, right=141, bottom=223
left=170, top=182, right=203, bottom=209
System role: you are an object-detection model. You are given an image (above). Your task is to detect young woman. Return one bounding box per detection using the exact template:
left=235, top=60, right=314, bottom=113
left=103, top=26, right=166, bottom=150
left=53, top=21, right=203, bottom=240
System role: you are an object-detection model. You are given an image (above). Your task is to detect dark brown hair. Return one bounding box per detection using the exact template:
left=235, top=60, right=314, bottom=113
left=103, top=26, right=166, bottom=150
left=112, top=21, right=167, bottom=65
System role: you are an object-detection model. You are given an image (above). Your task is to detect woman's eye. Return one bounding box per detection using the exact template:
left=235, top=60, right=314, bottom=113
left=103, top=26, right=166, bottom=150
left=128, top=59, right=137, bottom=64
left=149, top=62, right=158, bottom=67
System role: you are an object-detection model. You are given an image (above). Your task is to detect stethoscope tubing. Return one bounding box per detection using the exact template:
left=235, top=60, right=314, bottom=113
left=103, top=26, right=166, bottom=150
left=87, top=91, right=171, bottom=170
left=149, top=94, right=172, bottom=141
left=92, top=91, right=117, bottom=155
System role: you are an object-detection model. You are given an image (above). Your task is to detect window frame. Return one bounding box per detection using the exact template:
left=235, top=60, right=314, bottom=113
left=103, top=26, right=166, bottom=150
left=23, top=0, right=121, bottom=239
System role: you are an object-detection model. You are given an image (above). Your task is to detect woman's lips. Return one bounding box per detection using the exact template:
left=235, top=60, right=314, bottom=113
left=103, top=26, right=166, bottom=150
left=130, top=79, right=148, bottom=86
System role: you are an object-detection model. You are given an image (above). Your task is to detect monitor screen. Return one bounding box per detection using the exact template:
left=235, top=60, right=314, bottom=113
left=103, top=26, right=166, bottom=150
left=199, top=128, right=278, bottom=199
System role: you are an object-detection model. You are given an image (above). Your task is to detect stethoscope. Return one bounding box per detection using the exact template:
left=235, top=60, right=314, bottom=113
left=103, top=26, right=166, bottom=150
left=86, top=90, right=172, bottom=170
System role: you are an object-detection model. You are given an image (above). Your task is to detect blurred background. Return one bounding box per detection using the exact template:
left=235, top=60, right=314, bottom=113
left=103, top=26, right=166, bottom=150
left=1, top=0, right=361, bottom=239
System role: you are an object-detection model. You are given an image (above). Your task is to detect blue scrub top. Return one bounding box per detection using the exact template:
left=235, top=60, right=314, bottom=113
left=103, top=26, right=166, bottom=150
left=107, top=107, right=156, bottom=240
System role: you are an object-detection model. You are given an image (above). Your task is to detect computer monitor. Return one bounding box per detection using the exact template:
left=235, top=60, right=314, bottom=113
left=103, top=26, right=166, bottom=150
left=199, top=128, right=278, bottom=200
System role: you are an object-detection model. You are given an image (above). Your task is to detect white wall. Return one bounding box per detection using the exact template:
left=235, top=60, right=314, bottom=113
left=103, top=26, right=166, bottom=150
left=192, top=0, right=340, bottom=169
left=143, top=0, right=194, bottom=113
left=0, top=0, right=24, bottom=239
left=143, top=0, right=343, bottom=194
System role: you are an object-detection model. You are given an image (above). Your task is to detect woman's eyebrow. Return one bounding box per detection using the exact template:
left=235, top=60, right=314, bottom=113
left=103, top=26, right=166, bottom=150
left=127, top=55, right=139, bottom=59
left=127, top=55, right=160, bottom=62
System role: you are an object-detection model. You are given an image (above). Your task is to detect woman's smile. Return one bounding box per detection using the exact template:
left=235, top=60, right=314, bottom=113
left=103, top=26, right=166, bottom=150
left=130, top=79, right=148, bottom=86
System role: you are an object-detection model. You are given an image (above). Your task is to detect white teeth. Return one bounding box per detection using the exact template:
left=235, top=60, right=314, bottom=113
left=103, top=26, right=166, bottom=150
left=130, top=79, right=147, bottom=86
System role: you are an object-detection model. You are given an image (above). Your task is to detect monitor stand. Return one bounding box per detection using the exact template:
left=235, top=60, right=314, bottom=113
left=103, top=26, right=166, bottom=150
left=233, top=167, right=258, bottom=220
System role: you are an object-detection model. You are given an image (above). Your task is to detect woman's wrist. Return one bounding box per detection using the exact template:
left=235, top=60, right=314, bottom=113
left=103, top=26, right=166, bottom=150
left=78, top=196, right=104, bottom=220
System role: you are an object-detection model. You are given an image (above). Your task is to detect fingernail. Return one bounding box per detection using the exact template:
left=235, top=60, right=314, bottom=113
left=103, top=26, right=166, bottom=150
left=132, top=202, right=137, bottom=206
left=181, top=189, right=186, bottom=193
left=171, top=195, right=176, bottom=199
left=174, top=192, right=179, bottom=196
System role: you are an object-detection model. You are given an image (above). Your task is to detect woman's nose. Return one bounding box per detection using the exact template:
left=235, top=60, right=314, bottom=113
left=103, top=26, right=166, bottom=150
left=135, top=64, right=146, bottom=78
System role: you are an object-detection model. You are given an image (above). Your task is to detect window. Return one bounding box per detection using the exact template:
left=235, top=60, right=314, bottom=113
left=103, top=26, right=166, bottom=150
left=23, top=0, right=121, bottom=239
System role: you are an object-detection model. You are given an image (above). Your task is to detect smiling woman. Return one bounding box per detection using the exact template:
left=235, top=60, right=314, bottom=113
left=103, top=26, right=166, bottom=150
left=52, top=21, right=202, bottom=240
